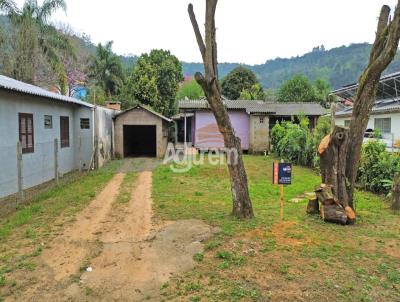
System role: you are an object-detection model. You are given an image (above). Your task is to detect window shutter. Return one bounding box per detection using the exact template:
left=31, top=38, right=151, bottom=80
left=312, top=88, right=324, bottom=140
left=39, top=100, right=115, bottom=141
left=18, top=113, right=34, bottom=153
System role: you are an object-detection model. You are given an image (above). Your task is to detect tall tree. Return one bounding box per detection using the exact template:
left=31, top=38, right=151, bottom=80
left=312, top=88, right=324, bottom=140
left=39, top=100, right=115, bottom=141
left=8, top=0, right=74, bottom=86
left=314, top=78, right=331, bottom=107
left=132, top=49, right=183, bottom=117
left=221, top=66, right=258, bottom=99
left=319, top=3, right=400, bottom=220
left=277, top=74, right=318, bottom=103
left=89, top=41, right=124, bottom=97
left=0, top=0, right=17, bottom=45
left=188, top=0, right=254, bottom=218
left=239, top=83, right=266, bottom=100
left=176, top=78, right=204, bottom=100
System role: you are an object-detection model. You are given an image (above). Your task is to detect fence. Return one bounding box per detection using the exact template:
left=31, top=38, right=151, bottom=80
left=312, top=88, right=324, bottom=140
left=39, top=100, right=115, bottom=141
left=0, top=139, right=76, bottom=201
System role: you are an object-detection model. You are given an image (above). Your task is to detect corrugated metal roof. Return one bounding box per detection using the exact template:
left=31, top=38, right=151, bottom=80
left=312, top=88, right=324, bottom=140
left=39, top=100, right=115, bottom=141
left=0, top=75, right=93, bottom=108
left=269, top=102, right=327, bottom=116
left=331, top=71, right=400, bottom=101
left=335, top=98, right=400, bottom=117
left=115, top=104, right=172, bottom=122
left=178, top=99, right=326, bottom=115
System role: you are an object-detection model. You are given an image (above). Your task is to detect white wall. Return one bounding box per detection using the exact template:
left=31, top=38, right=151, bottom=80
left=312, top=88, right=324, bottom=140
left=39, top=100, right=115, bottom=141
left=0, top=90, right=93, bottom=198
left=335, top=112, right=400, bottom=145
left=95, top=106, right=117, bottom=168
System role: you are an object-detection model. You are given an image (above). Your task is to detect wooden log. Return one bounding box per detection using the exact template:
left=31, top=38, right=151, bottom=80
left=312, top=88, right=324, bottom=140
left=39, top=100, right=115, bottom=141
left=322, top=204, right=347, bottom=225
left=345, top=206, right=356, bottom=224
left=318, top=134, right=331, bottom=155
left=307, top=198, right=319, bottom=214
left=315, top=184, right=335, bottom=205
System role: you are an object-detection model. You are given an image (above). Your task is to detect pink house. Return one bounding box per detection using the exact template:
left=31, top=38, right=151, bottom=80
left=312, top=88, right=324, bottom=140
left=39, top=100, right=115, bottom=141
left=175, top=99, right=326, bottom=153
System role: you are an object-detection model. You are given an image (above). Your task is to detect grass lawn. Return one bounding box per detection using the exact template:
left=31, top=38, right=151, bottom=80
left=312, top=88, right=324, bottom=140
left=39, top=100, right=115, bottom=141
left=0, top=160, right=122, bottom=296
left=153, top=155, right=400, bottom=302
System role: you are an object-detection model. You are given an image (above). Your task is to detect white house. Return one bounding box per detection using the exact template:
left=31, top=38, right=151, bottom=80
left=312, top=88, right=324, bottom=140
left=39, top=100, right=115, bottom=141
left=0, top=75, right=117, bottom=199
left=332, top=71, right=400, bottom=149
left=335, top=99, right=400, bottom=147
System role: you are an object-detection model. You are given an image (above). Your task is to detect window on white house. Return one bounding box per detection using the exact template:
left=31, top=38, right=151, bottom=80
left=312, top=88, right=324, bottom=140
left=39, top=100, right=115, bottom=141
left=80, top=118, right=90, bottom=129
left=44, top=115, right=52, bottom=129
left=374, top=118, right=391, bottom=133
left=60, top=116, right=70, bottom=148
left=344, top=120, right=351, bottom=128
left=19, top=113, right=34, bottom=154
left=259, top=117, right=264, bottom=124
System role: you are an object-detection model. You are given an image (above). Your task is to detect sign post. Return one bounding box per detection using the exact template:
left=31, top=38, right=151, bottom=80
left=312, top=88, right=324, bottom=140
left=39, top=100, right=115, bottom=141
left=273, top=160, right=292, bottom=221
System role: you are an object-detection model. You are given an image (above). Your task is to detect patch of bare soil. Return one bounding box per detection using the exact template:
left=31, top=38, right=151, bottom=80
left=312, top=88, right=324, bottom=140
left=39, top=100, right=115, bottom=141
left=42, top=172, right=126, bottom=281
left=9, top=159, right=217, bottom=302
left=269, top=221, right=310, bottom=246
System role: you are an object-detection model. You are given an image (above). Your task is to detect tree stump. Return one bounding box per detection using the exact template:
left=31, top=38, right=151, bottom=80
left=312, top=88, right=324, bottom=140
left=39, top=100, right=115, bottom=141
left=392, top=173, right=400, bottom=211
left=306, top=197, right=319, bottom=215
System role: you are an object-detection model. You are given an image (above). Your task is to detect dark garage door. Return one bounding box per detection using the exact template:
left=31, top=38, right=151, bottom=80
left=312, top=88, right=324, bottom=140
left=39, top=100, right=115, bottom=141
left=123, top=125, right=156, bottom=157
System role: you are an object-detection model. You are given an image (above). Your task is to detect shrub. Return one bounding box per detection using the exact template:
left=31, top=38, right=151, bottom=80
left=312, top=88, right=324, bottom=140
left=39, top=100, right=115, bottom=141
left=271, top=116, right=400, bottom=195
left=271, top=115, right=330, bottom=167
left=357, top=140, right=400, bottom=193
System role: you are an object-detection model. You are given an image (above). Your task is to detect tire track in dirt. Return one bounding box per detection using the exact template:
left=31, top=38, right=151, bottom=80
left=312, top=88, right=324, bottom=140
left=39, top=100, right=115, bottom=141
left=12, top=158, right=218, bottom=302
left=41, top=172, right=125, bottom=281
left=99, top=170, right=154, bottom=244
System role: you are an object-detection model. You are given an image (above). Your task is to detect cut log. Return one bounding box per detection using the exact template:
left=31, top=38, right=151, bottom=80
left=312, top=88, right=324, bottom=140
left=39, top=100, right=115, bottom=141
left=315, top=184, right=335, bottom=205
left=318, top=134, right=331, bottom=155
left=345, top=206, right=356, bottom=224
left=322, top=204, right=347, bottom=225
left=307, top=198, right=319, bottom=215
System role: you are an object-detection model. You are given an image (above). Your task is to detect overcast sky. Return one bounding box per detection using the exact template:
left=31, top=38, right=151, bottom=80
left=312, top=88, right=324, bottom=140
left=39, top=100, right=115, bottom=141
left=14, top=0, right=399, bottom=64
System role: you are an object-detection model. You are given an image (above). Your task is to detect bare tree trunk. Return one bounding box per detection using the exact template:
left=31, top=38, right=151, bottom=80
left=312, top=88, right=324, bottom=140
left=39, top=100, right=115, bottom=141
left=392, top=173, right=400, bottom=211
left=320, top=3, right=400, bottom=215
left=188, top=1, right=254, bottom=218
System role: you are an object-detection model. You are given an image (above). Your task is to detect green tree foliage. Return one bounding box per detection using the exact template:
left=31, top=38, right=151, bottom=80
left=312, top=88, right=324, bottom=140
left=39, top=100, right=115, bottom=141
left=239, top=83, right=266, bottom=100
left=271, top=116, right=331, bottom=167
left=314, top=78, right=331, bottom=107
left=6, top=0, right=74, bottom=86
left=183, top=43, right=400, bottom=90
left=117, top=73, right=139, bottom=110
left=176, top=78, right=204, bottom=100
left=358, top=140, right=400, bottom=194
left=221, top=66, right=258, bottom=100
left=131, top=49, right=183, bottom=117
left=277, top=74, right=318, bottom=103
left=0, top=0, right=16, bottom=46
left=89, top=41, right=124, bottom=97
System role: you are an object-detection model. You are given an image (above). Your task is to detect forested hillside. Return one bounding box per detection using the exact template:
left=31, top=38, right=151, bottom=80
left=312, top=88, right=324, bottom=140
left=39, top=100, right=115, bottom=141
left=112, top=43, right=400, bottom=90
left=182, top=44, right=400, bottom=89
left=2, top=14, right=400, bottom=91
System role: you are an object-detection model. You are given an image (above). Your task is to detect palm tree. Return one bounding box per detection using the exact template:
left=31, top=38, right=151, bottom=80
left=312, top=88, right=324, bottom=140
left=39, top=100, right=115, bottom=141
left=90, top=41, right=124, bottom=97
left=0, top=0, right=17, bottom=14
left=8, top=0, right=75, bottom=86
left=0, top=0, right=17, bottom=46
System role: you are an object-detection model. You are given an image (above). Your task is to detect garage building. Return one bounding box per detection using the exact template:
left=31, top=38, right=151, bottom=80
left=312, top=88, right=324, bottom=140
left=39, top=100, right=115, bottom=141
left=114, top=104, right=171, bottom=158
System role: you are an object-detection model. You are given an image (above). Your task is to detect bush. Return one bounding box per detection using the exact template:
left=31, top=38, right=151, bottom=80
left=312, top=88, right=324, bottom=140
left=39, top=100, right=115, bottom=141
left=271, top=116, right=400, bottom=195
left=357, top=140, right=400, bottom=193
left=271, top=115, right=330, bottom=167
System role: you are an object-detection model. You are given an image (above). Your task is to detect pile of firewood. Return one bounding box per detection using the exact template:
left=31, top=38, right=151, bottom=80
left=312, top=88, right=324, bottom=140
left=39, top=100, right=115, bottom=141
left=307, top=184, right=356, bottom=225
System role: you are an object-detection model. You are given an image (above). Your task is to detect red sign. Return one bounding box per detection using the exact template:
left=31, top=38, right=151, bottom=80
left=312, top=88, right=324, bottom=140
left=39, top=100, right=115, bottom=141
left=273, top=162, right=279, bottom=184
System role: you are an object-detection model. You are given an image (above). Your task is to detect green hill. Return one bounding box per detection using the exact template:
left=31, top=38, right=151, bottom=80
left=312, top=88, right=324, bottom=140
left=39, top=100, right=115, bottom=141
left=182, top=43, right=400, bottom=89
left=2, top=14, right=400, bottom=90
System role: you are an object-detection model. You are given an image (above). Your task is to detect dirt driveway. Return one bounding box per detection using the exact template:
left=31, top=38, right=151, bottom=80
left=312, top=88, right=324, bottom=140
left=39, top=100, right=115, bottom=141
left=11, top=158, right=218, bottom=301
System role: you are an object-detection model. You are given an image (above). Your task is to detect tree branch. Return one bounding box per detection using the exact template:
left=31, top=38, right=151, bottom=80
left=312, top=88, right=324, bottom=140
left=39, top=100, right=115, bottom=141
left=188, top=3, right=206, bottom=62
left=377, top=5, right=390, bottom=37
